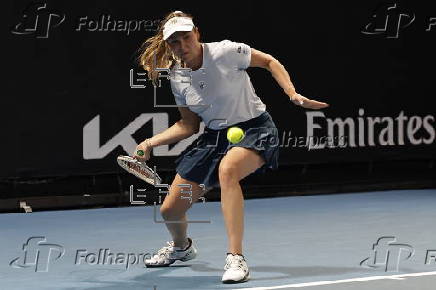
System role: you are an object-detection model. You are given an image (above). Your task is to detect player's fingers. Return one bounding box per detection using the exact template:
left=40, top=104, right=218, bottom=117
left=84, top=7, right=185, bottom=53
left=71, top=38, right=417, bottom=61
left=132, top=147, right=144, bottom=159
left=305, top=99, right=329, bottom=109
left=136, top=149, right=151, bottom=162
left=141, top=153, right=151, bottom=162
left=134, top=153, right=147, bottom=162
left=312, top=101, right=329, bottom=108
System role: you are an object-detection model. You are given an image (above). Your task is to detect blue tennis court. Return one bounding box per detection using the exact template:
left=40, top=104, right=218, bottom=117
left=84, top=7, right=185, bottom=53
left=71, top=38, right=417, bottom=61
left=1, top=189, right=435, bottom=290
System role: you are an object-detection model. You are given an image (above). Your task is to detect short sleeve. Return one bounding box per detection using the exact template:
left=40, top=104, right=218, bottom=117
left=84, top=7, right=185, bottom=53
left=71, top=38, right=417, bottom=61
left=173, top=92, right=186, bottom=106
left=170, top=75, right=186, bottom=106
left=220, top=40, right=251, bottom=70
left=172, top=91, right=186, bottom=106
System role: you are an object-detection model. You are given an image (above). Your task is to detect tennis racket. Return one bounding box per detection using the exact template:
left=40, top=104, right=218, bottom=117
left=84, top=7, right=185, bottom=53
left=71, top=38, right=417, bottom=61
left=117, top=154, right=162, bottom=186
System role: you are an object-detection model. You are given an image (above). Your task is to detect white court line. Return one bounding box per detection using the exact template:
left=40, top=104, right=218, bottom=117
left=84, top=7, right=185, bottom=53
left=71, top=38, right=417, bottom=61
left=234, top=271, right=436, bottom=290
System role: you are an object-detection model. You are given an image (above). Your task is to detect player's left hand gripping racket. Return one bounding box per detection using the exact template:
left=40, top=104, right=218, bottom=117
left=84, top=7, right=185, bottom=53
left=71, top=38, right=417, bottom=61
left=117, top=150, right=162, bottom=186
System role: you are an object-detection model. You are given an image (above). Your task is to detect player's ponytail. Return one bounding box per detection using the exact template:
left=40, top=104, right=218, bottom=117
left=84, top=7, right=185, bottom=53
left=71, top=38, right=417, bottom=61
left=137, top=11, right=193, bottom=86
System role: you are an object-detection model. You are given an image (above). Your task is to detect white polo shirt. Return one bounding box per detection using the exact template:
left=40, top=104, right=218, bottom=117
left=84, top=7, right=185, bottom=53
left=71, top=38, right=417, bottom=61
left=170, top=39, right=266, bottom=130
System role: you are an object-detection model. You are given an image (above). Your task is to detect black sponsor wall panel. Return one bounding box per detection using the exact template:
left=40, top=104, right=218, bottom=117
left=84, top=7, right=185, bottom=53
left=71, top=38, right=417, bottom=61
left=3, top=0, right=435, bottom=179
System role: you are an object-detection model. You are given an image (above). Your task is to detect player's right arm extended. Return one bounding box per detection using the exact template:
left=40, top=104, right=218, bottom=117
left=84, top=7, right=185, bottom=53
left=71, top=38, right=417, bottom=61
left=146, top=107, right=201, bottom=148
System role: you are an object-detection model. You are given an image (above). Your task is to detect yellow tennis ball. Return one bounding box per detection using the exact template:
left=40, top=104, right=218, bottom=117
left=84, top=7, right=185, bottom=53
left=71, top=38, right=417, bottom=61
left=227, top=127, right=245, bottom=144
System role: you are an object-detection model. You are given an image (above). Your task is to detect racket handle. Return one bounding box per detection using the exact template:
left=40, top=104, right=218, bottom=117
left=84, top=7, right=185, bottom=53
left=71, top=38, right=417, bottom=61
left=136, top=150, right=144, bottom=156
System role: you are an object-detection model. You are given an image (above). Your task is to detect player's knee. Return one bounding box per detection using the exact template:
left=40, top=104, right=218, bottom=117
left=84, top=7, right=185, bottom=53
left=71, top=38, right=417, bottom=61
left=218, top=163, right=239, bottom=185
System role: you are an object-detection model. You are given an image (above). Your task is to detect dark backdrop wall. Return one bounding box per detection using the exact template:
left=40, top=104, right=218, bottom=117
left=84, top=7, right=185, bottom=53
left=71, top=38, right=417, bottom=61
left=4, top=0, right=436, bottom=179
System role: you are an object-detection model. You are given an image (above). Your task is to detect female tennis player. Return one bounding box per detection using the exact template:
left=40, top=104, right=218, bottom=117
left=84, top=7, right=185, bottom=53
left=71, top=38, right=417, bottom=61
left=133, top=10, right=329, bottom=283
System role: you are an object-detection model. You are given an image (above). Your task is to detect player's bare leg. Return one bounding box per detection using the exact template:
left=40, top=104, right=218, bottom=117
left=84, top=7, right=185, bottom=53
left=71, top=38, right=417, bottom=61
left=218, top=147, right=265, bottom=254
left=159, top=173, right=206, bottom=248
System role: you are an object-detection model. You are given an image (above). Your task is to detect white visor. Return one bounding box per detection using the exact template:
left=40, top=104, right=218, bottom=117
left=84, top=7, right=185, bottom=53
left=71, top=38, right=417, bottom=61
left=163, top=17, right=194, bottom=40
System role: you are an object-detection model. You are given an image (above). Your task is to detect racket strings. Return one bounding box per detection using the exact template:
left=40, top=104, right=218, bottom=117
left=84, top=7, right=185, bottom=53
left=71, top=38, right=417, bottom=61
left=125, top=160, right=153, bottom=179
left=117, top=156, right=161, bottom=185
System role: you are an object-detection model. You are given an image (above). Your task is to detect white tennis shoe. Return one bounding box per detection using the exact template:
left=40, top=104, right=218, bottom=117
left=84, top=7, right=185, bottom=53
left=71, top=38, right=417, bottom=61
left=222, top=253, right=251, bottom=283
left=145, top=237, right=197, bottom=267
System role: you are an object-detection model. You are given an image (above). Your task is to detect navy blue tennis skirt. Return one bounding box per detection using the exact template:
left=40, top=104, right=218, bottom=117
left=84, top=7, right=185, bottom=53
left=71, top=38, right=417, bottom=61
left=174, top=111, right=280, bottom=189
